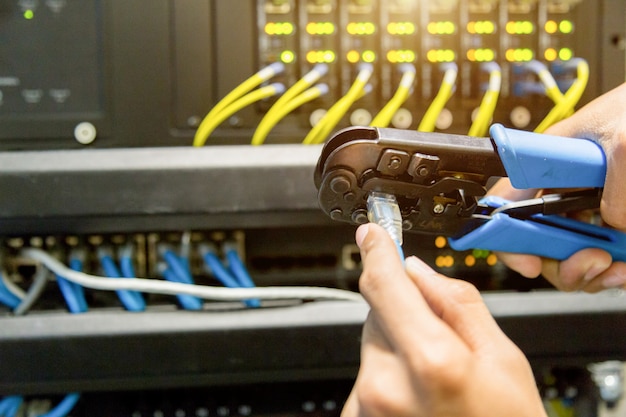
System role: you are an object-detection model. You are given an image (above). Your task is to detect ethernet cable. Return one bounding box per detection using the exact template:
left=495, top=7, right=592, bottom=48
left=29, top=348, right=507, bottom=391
left=0, top=271, right=21, bottom=309
left=56, top=251, right=88, bottom=314
left=193, top=82, right=286, bottom=147
left=200, top=243, right=257, bottom=307
left=535, top=58, right=588, bottom=133
left=418, top=62, right=458, bottom=132
left=22, top=247, right=363, bottom=302
left=251, top=83, right=330, bottom=145
left=223, top=242, right=260, bottom=308
left=161, top=248, right=203, bottom=310
left=38, top=393, right=81, bottom=417
left=98, top=248, right=146, bottom=312
left=302, top=63, right=374, bottom=145
left=0, top=396, right=22, bottom=417
left=370, top=64, right=416, bottom=127
left=13, top=264, right=49, bottom=316
left=193, top=62, right=284, bottom=146
left=367, top=192, right=405, bottom=262
left=0, top=393, right=79, bottom=417
left=468, top=61, right=501, bottom=137
left=524, top=60, right=565, bottom=105
left=251, top=64, right=329, bottom=145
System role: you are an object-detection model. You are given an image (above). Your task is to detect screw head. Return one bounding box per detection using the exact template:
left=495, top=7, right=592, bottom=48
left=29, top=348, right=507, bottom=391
left=433, top=203, right=445, bottom=214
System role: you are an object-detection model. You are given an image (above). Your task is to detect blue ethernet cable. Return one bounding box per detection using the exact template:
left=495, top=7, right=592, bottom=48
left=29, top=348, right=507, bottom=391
left=37, top=393, right=80, bottom=417
left=200, top=244, right=258, bottom=307
left=161, top=249, right=203, bottom=310
left=0, top=272, right=21, bottom=310
left=161, top=268, right=203, bottom=310
left=56, top=255, right=88, bottom=314
left=0, top=395, right=22, bottom=417
left=224, top=244, right=260, bottom=308
left=98, top=250, right=145, bottom=312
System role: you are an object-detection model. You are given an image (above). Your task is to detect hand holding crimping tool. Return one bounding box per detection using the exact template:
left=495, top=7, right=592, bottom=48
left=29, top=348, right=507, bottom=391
left=314, top=124, right=626, bottom=261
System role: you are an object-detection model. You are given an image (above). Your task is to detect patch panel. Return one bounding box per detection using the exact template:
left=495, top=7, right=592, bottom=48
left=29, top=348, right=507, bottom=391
left=254, top=0, right=599, bottom=139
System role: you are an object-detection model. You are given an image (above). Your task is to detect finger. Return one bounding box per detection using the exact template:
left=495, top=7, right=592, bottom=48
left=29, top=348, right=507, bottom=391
left=571, top=261, right=626, bottom=293
left=341, top=387, right=360, bottom=417
left=405, top=256, right=509, bottom=352
left=355, top=223, right=461, bottom=353
left=540, top=249, right=612, bottom=292
left=487, top=178, right=538, bottom=201
left=601, top=138, right=626, bottom=230
left=494, top=252, right=543, bottom=278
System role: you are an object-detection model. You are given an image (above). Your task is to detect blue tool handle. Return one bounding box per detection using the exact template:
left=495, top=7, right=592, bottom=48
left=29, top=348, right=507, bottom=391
left=489, top=124, right=607, bottom=189
left=449, top=200, right=626, bottom=262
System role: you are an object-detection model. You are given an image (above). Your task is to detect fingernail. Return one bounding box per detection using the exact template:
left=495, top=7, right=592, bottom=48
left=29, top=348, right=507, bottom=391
left=602, top=274, right=626, bottom=288
left=355, top=224, right=370, bottom=249
left=405, top=256, right=435, bottom=275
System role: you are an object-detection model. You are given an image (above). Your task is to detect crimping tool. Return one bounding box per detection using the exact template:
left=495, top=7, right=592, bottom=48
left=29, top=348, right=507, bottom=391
left=314, top=124, right=626, bottom=261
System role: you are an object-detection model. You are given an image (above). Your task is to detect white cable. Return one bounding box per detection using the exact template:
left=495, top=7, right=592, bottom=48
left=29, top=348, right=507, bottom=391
left=21, top=248, right=363, bottom=303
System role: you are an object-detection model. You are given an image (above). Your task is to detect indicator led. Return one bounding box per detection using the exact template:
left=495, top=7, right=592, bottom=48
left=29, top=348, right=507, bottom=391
left=467, top=20, right=496, bottom=34
left=467, top=48, right=495, bottom=62
left=306, top=50, right=336, bottom=63
left=347, top=22, right=376, bottom=35
left=427, top=21, right=456, bottom=35
left=306, top=21, right=335, bottom=35
left=347, top=50, right=361, bottom=63
left=505, top=48, right=534, bottom=62
left=506, top=20, right=534, bottom=35
left=23, top=9, right=34, bottom=19
left=545, top=20, right=558, bottom=34
left=544, top=47, right=558, bottom=61
left=280, top=50, right=296, bottom=63
left=427, top=49, right=455, bottom=63
left=362, top=50, right=376, bottom=63
left=265, top=22, right=295, bottom=35
left=559, top=47, right=573, bottom=61
left=387, top=22, right=416, bottom=35
left=559, top=20, right=574, bottom=34
left=386, top=49, right=416, bottom=63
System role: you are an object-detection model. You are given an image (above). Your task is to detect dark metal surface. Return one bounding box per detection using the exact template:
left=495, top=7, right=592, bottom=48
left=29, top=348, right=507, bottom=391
left=1, top=291, right=625, bottom=395
left=0, top=144, right=326, bottom=235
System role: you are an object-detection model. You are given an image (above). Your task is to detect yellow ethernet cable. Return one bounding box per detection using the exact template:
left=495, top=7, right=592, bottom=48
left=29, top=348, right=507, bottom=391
left=303, top=63, right=374, bottom=145
left=535, top=58, right=588, bottom=133
left=192, top=83, right=285, bottom=147
left=468, top=62, right=501, bottom=137
left=370, top=64, right=416, bottom=127
left=526, top=60, right=565, bottom=105
left=193, top=62, right=284, bottom=146
left=251, top=64, right=328, bottom=145
left=250, top=84, right=329, bottom=145
left=418, top=63, right=457, bottom=132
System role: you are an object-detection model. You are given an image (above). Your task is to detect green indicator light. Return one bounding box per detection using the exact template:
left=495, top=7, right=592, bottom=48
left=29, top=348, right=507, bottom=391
left=280, top=50, right=296, bottom=64
left=362, top=50, right=376, bottom=63
left=24, top=9, right=34, bottom=20
left=559, top=20, right=573, bottom=34
left=559, top=47, right=573, bottom=61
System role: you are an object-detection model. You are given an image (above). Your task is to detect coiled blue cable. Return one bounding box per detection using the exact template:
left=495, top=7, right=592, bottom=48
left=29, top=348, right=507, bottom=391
left=98, top=251, right=145, bottom=312
left=161, top=249, right=203, bottom=310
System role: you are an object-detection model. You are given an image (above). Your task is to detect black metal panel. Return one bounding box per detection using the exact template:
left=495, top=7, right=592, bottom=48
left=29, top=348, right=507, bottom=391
left=1, top=292, right=625, bottom=395
left=0, top=144, right=325, bottom=234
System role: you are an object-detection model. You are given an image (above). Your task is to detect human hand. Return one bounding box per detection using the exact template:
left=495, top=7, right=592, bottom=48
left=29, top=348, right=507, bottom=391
left=488, top=82, right=626, bottom=292
left=342, top=223, right=547, bottom=417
